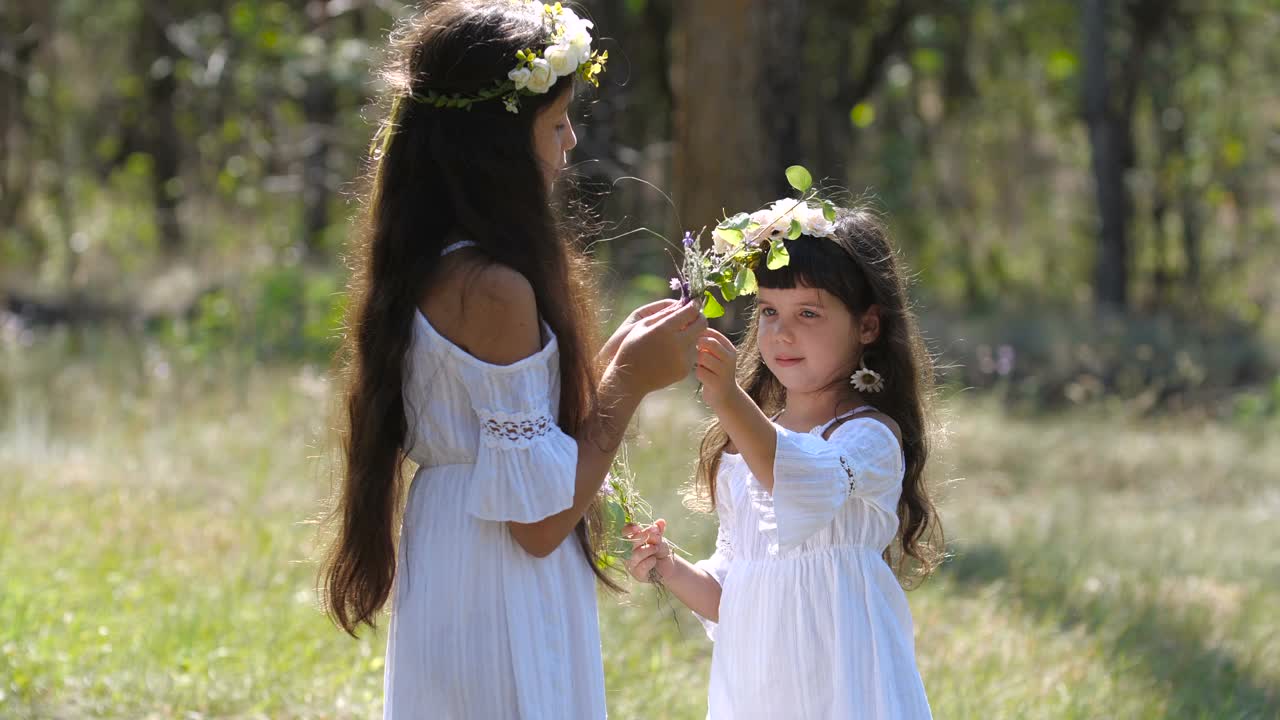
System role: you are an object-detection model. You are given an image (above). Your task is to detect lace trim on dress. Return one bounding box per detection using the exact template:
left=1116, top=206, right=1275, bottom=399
left=840, top=455, right=857, bottom=497
left=478, top=409, right=558, bottom=448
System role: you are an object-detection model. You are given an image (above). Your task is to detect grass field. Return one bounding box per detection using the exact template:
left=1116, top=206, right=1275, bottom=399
left=2, top=339, right=1277, bottom=718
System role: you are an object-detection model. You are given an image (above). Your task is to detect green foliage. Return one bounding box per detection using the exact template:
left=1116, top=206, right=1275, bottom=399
left=161, top=266, right=344, bottom=365
left=765, top=239, right=789, bottom=270
left=1, top=0, right=1277, bottom=409
left=701, top=291, right=725, bottom=319
left=925, top=304, right=1280, bottom=417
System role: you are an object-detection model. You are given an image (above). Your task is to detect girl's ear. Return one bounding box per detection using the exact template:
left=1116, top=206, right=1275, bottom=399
left=859, top=304, right=882, bottom=345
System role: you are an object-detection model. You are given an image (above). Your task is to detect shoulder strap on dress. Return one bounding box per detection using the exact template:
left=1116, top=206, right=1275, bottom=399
left=819, top=404, right=877, bottom=440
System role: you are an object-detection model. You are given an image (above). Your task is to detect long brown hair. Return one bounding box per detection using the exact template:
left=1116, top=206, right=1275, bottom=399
left=321, top=0, right=615, bottom=637
left=693, top=208, right=943, bottom=586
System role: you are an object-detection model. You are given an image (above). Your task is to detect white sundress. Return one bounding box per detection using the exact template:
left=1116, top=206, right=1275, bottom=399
left=382, top=240, right=607, bottom=719
left=694, top=407, right=933, bottom=719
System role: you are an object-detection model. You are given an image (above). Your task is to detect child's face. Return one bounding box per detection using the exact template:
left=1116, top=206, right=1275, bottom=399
left=755, top=284, right=864, bottom=394
left=532, top=89, right=577, bottom=190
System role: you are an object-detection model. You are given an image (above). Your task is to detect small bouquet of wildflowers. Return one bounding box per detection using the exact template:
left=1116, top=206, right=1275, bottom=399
left=599, top=448, right=687, bottom=624
left=669, top=165, right=838, bottom=318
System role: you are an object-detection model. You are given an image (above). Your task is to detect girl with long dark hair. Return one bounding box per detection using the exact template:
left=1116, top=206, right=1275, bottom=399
left=320, top=3, right=704, bottom=716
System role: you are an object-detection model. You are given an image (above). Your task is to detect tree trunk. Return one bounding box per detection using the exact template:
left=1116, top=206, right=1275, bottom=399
left=1082, top=0, right=1129, bottom=310
left=139, top=1, right=184, bottom=255
left=759, top=0, right=806, bottom=197
left=832, top=0, right=917, bottom=174
left=0, top=3, right=47, bottom=261
left=671, top=0, right=769, bottom=235
left=300, top=2, right=338, bottom=261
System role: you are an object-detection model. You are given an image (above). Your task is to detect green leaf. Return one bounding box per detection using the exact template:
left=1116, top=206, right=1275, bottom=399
left=702, top=291, right=725, bottom=318
left=786, top=218, right=803, bottom=240
left=822, top=200, right=837, bottom=222
left=785, top=165, right=813, bottom=193
left=713, top=227, right=744, bottom=248
left=766, top=240, right=790, bottom=270
left=734, top=267, right=758, bottom=296
left=718, top=212, right=752, bottom=231
left=605, top=499, right=627, bottom=533
left=720, top=275, right=739, bottom=302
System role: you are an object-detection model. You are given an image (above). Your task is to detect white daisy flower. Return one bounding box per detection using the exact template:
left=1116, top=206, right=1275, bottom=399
left=850, top=366, right=885, bottom=393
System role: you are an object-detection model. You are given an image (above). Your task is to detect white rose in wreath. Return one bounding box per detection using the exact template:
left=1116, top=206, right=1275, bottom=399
left=566, top=26, right=593, bottom=64
left=525, top=58, right=555, bottom=94
left=544, top=42, right=578, bottom=78
left=508, top=66, right=533, bottom=91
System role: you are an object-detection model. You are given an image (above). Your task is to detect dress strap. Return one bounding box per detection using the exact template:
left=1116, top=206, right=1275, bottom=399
left=441, top=239, right=478, bottom=256
left=816, top=404, right=876, bottom=437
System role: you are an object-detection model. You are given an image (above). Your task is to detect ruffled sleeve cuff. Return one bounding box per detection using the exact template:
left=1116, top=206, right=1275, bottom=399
left=771, top=421, right=903, bottom=551
left=771, top=426, right=853, bottom=551
left=467, top=411, right=578, bottom=522
left=456, top=345, right=579, bottom=523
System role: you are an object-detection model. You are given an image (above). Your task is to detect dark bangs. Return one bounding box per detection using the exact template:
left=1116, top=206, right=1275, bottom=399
left=755, top=234, right=874, bottom=312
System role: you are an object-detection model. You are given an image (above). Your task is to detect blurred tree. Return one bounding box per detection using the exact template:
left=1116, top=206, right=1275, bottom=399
left=0, top=0, right=1276, bottom=390
left=300, top=0, right=341, bottom=261
left=0, top=1, right=50, bottom=262
left=1082, top=0, right=1174, bottom=310
left=670, top=0, right=769, bottom=235
left=135, top=0, right=187, bottom=255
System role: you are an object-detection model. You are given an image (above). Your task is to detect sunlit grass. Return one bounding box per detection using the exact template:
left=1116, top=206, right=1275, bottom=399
left=1, top=337, right=1277, bottom=718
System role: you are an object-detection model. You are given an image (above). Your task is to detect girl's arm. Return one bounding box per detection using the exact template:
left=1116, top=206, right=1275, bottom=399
left=696, top=330, right=779, bottom=491
left=512, top=307, right=708, bottom=557
left=625, top=520, right=724, bottom=621
left=454, top=267, right=707, bottom=558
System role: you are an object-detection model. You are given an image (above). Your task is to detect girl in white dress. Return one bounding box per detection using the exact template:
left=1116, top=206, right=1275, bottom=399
left=626, top=206, right=942, bottom=719
left=319, top=3, right=706, bottom=718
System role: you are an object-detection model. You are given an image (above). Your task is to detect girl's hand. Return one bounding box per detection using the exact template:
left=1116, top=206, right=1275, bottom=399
left=596, top=299, right=677, bottom=369
left=610, top=301, right=706, bottom=396
left=623, top=519, right=674, bottom=583
left=695, top=328, right=739, bottom=411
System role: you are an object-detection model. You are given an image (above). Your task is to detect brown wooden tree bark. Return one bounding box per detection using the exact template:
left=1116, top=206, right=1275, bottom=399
left=671, top=0, right=771, bottom=235
left=138, top=0, right=185, bottom=255
left=1082, top=0, right=1130, bottom=310
left=0, top=2, right=48, bottom=261
left=301, top=1, right=339, bottom=261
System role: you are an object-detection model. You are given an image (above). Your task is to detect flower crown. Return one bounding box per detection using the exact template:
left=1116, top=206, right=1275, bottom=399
left=414, top=2, right=607, bottom=115
left=669, top=166, right=840, bottom=318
